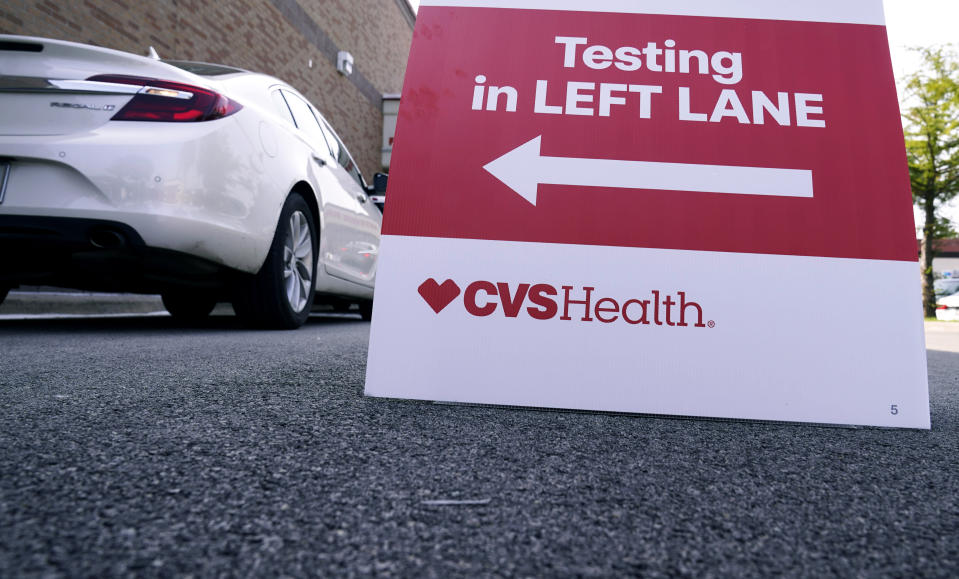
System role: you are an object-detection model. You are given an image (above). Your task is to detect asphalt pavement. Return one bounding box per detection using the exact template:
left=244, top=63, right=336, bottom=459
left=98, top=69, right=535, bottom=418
left=0, top=307, right=956, bottom=577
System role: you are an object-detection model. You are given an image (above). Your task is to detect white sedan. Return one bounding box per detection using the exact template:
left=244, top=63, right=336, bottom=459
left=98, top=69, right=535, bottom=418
left=0, top=35, right=383, bottom=328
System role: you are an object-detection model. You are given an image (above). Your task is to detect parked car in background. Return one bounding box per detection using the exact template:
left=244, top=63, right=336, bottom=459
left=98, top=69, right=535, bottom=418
left=935, top=278, right=959, bottom=321
left=368, top=172, right=388, bottom=212
left=0, top=35, right=386, bottom=328
left=937, top=294, right=959, bottom=321
left=934, top=278, right=959, bottom=299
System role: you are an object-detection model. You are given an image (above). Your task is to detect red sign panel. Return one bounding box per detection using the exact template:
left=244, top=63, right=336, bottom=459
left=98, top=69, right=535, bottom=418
left=383, top=8, right=915, bottom=262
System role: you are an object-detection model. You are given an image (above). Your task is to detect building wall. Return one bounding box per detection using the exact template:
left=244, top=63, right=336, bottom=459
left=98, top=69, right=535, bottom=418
left=0, top=0, right=414, bottom=178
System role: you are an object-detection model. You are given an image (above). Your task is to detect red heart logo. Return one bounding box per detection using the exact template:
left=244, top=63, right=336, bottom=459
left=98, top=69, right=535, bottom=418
left=418, top=278, right=461, bottom=314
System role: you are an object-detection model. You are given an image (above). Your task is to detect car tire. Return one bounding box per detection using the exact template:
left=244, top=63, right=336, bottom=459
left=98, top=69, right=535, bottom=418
left=162, top=292, right=217, bottom=321
left=359, top=300, right=373, bottom=321
left=233, top=192, right=317, bottom=329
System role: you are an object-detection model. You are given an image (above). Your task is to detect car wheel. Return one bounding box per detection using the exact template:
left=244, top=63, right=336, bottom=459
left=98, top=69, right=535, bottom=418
left=161, top=292, right=217, bottom=321
left=233, top=192, right=317, bottom=329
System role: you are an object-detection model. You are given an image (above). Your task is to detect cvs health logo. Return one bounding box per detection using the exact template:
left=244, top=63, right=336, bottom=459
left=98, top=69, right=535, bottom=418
left=417, top=278, right=713, bottom=328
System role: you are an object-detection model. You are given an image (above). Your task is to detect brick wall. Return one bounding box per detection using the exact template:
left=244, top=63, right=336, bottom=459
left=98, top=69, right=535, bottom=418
left=0, top=0, right=414, bottom=178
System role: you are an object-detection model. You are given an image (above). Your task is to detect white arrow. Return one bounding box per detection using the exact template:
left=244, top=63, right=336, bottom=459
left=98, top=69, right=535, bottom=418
left=482, top=135, right=814, bottom=206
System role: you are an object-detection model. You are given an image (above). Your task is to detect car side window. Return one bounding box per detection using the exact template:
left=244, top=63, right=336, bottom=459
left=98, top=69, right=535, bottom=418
left=270, top=90, right=295, bottom=126
left=315, top=113, right=341, bottom=161
left=316, top=116, right=365, bottom=188
left=280, top=90, right=334, bottom=158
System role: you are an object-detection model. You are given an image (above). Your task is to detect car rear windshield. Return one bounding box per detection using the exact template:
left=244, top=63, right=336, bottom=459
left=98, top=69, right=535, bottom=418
left=163, top=60, right=246, bottom=76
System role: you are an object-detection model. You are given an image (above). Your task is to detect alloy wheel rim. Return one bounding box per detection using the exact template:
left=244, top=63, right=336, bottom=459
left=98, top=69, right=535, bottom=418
left=283, top=210, right=313, bottom=313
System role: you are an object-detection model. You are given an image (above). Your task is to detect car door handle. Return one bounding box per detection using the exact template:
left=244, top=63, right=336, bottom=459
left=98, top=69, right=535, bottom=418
left=312, top=154, right=326, bottom=166
left=356, top=195, right=367, bottom=203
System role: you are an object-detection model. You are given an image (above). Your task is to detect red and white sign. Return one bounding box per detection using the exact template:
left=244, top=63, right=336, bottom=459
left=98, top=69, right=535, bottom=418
left=365, top=0, right=930, bottom=428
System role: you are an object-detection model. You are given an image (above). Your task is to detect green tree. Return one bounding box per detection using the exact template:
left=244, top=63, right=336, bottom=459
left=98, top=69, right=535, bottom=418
left=903, top=46, right=959, bottom=317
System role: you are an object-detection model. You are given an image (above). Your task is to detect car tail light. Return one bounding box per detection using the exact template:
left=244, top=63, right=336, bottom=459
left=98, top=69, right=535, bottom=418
left=86, top=74, right=242, bottom=122
left=937, top=305, right=948, bottom=310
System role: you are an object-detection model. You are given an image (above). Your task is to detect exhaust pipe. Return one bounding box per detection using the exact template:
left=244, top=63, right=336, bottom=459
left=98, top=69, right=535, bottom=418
left=88, top=227, right=127, bottom=249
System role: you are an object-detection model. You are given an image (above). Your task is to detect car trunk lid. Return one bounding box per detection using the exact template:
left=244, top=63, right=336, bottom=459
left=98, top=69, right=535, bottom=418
left=0, top=35, right=207, bottom=136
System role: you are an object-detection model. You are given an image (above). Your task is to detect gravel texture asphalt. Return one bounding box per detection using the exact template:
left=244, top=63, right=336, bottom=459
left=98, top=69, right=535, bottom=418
left=0, top=314, right=957, bottom=577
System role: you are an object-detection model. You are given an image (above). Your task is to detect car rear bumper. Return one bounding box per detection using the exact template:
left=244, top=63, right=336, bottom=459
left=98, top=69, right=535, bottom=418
left=0, top=214, right=241, bottom=294
left=0, top=117, right=278, bottom=274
